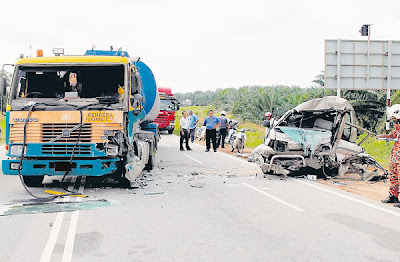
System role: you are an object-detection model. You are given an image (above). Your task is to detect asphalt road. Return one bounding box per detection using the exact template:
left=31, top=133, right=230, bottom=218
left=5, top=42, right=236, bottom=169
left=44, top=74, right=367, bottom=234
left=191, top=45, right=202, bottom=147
left=1, top=134, right=400, bottom=261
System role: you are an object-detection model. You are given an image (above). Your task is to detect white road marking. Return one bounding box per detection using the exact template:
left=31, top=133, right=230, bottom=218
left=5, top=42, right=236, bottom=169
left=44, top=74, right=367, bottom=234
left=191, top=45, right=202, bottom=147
left=184, top=154, right=203, bottom=164
left=159, top=141, right=171, bottom=147
left=40, top=177, right=77, bottom=262
left=62, top=177, right=86, bottom=262
left=293, top=178, right=400, bottom=217
left=242, top=183, right=304, bottom=212
left=260, top=187, right=270, bottom=190
left=217, top=152, right=258, bottom=167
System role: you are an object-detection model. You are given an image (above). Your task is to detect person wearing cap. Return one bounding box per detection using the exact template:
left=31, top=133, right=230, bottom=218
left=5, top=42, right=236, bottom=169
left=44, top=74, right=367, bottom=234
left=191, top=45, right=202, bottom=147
left=203, top=110, right=220, bottom=152
left=376, top=104, right=400, bottom=207
left=218, top=111, right=229, bottom=148
left=188, top=110, right=199, bottom=143
left=179, top=111, right=192, bottom=151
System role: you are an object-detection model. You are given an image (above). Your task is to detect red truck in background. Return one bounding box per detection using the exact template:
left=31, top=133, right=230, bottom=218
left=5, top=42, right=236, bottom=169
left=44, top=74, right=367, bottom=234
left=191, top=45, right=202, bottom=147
left=154, top=87, right=180, bottom=134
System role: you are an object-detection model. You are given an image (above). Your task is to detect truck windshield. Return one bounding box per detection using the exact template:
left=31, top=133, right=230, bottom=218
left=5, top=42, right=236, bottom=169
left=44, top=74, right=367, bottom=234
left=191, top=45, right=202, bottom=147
left=11, top=65, right=124, bottom=100
left=160, top=99, right=175, bottom=111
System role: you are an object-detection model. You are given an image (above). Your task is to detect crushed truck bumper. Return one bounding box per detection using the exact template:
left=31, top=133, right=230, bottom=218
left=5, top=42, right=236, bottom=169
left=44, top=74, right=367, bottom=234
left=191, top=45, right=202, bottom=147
left=2, top=158, right=119, bottom=176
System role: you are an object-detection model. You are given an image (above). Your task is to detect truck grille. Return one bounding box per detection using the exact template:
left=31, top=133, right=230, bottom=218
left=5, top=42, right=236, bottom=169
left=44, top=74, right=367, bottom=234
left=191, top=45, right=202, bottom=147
left=9, top=122, right=123, bottom=143
left=42, top=123, right=92, bottom=143
left=42, top=144, right=92, bottom=155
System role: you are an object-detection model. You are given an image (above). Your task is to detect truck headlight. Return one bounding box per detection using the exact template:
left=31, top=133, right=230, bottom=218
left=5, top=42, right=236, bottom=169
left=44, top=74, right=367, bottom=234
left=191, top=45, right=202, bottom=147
left=10, top=145, right=26, bottom=156
left=10, top=162, right=21, bottom=170
left=105, top=144, right=118, bottom=157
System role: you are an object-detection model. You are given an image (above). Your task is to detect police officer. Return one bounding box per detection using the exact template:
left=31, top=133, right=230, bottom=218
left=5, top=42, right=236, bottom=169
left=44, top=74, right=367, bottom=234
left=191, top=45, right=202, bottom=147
left=203, top=110, right=220, bottom=152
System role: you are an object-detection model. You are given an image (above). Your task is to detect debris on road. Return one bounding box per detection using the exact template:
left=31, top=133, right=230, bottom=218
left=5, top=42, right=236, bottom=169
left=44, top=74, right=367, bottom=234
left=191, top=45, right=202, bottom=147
left=190, top=182, right=205, bottom=188
left=143, top=192, right=165, bottom=195
left=307, top=175, right=317, bottom=181
left=0, top=199, right=112, bottom=216
left=234, top=153, right=250, bottom=158
left=331, top=181, right=348, bottom=186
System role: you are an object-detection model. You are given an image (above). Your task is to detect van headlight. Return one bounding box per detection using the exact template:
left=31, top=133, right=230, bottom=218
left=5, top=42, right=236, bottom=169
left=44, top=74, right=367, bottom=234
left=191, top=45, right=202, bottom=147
left=10, top=145, right=26, bottom=156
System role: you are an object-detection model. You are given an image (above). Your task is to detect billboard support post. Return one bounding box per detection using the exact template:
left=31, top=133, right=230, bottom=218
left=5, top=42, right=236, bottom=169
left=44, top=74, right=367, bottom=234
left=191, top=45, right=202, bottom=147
left=386, top=41, right=393, bottom=133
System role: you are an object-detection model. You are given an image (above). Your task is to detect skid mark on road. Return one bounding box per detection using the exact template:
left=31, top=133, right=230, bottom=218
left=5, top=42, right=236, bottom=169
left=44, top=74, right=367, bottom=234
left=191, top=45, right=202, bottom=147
left=293, top=179, right=400, bottom=217
left=242, top=183, right=304, bottom=212
left=40, top=177, right=77, bottom=262
left=184, top=154, right=203, bottom=164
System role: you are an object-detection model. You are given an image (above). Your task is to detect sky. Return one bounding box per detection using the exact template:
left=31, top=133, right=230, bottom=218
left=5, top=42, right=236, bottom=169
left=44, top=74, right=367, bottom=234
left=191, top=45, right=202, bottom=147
left=0, top=0, right=399, bottom=93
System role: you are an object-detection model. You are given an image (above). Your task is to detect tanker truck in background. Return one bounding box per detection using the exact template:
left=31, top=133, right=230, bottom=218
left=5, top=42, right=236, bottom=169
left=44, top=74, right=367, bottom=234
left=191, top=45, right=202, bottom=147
left=154, top=87, right=179, bottom=134
left=0, top=48, right=160, bottom=187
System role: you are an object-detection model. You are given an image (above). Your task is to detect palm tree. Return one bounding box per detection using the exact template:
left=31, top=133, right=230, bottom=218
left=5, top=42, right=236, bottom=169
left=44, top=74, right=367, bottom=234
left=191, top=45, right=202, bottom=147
left=312, top=71, right=324, bottom=87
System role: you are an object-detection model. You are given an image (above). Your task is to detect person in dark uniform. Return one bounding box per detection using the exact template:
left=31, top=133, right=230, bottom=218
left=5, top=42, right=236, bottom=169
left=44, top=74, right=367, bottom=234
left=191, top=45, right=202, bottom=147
left=218, top=111, right=229, bottom=148
left=203, top=110, right=220, bottom=152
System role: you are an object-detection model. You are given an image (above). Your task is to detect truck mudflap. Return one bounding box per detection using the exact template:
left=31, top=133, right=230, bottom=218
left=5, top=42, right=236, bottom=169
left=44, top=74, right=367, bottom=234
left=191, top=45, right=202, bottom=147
left=2, top=158, right=119, bottom=176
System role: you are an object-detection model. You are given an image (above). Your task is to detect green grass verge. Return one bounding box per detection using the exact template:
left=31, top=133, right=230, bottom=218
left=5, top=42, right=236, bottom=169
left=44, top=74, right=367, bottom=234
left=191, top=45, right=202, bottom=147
left=358, top=134, right=392, bottom=168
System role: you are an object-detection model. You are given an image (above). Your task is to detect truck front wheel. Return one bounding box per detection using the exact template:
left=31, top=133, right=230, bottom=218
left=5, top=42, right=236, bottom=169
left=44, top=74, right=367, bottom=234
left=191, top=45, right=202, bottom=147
left=168, top=130, right=173, bottom=134
left=145, top=154, right=155, bottom=170
left=22, top=175, right=44, bottom=187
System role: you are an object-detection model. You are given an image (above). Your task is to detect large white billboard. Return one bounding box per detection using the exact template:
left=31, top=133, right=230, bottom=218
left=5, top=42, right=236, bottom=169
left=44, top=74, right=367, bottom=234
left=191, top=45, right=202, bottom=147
left=325, top=39, right=400, bottom=90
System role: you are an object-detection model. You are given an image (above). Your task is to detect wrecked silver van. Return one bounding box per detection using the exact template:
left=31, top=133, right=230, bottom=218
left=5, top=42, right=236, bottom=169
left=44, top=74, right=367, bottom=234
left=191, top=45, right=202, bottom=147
left=250, top=96, right=387, bottom=180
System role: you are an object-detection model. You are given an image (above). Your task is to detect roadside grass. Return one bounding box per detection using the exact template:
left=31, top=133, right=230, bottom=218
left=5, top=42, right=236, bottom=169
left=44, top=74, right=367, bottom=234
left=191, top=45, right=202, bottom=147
left=172, top=106, right=392, bottom=169
left=0, top=115, right=5, bottom=141
left=358, top=133, right=392, bottom=168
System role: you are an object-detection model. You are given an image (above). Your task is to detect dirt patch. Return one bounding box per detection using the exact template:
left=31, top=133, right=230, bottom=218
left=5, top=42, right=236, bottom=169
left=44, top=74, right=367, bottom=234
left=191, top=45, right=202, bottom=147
left=317, top=173, right=389, bottom=202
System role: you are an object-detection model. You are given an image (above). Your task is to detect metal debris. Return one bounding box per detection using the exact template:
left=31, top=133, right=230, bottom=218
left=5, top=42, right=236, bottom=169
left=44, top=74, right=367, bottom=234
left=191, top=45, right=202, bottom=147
left=190, top=182, right=205, bottom=188
left=143, top=192, right=164, bottom=195
left=331, top=181, right=348, bottom=186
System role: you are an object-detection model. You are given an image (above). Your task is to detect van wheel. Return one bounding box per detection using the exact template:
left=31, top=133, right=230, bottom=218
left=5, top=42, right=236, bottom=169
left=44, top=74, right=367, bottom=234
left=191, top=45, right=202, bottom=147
left=168, top=130, right=173, bottom=134
left=22, top=176, right=44, bottom=187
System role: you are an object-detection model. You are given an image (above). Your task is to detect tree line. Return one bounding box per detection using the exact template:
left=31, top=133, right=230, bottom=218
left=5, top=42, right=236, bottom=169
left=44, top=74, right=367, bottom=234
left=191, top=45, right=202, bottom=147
left=175, top=85, right=390, bottom=133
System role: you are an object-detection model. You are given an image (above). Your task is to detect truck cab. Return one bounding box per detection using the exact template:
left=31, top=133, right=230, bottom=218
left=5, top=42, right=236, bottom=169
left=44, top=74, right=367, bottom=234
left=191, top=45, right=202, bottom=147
left=0, top=49, right=159, bottom=187
left=154, top=87, right=179, bottom=134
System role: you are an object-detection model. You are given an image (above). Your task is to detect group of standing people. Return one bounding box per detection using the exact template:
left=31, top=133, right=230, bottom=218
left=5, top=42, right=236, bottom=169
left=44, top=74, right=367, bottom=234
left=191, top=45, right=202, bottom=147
left=179, top=110, right=229, bottom=152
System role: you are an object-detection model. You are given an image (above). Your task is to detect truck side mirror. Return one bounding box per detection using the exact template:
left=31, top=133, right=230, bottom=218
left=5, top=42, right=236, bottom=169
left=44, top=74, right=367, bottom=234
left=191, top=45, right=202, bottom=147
left=0, top=77, right=6, bottom=96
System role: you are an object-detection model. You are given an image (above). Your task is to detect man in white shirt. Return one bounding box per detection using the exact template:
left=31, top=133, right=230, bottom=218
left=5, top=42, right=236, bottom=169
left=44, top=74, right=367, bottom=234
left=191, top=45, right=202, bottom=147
left=179, top=111, right=192, bottom=151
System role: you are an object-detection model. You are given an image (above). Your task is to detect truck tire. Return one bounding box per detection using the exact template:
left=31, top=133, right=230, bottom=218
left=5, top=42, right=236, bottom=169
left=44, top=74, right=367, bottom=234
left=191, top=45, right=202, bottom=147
left=22, top=175, right=44, bottom=187
left=145, top=154, right=155, bottom=171
left=168, top=130, right=173, bottom=134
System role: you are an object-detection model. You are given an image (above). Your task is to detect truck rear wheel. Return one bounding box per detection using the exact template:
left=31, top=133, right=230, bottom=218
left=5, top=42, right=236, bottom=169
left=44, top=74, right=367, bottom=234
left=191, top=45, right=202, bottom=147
left=168, top=130, right=173, bottom=134
left=22, top=175, right=44, bottom=187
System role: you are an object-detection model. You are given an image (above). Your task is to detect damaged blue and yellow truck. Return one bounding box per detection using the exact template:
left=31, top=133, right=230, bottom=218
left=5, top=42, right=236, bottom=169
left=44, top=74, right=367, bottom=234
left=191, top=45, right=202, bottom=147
left=0, top=49, right=160, bottom=187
